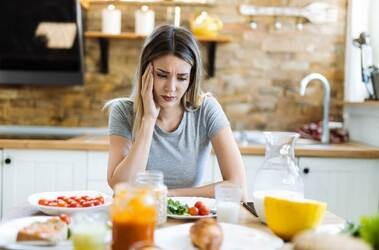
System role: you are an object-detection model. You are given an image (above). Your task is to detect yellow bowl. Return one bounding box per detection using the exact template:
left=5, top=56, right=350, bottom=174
left=190, top=12, right=223, bottom=37
left=264, top=196, right=327, bottom=241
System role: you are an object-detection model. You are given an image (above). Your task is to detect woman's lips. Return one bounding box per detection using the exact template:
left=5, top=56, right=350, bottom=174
left=162, top=96, right=177, bottom=102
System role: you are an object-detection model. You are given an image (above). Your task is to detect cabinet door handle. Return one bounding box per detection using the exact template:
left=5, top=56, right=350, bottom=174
left=303, top=167, right=310, bottom=174
left=4, top=158, right=11, bottom=164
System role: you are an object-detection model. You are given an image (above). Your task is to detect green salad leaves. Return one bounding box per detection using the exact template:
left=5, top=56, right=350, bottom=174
left=167, top=198, right=189, bottom=215
left=342, top=213, right=379, bottom=250
left=360, top=213, right=379, bottom=250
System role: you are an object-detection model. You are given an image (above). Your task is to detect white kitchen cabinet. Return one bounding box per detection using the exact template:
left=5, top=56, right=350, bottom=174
left=87, top=151, right=113, bottom=195
left=241, top=156, right=264, bottom=200
left=212, top=155, right=264, bottom=200
left=1, top=149, right=87, bottom=218
left=299, top=157, right=379, bottom=223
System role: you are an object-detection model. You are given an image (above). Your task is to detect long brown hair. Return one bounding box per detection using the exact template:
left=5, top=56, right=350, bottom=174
left=131, top=25, right=204, bottom=138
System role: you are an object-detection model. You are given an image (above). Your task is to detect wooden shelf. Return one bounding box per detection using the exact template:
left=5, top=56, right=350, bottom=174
left=84, top=31, right=232, bottom=77
left=83, top=0, right=215, bottom=8
left=344, top=101, right=379, bottom=107
left=85, top=31, right=232, bottom=43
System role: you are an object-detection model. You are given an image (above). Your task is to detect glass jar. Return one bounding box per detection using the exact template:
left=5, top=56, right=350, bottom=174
left=136, top=170, right=168, bottom=225
left=252, top=132, right=304, bottom=223
left=111, top=183, right=156, bottom=250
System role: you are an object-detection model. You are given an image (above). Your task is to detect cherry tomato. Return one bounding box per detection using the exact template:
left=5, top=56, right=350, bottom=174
left=38, top=199, right=49, bottom=206
left=194, top=201, right=204, bottom=209
left=48, top=201, right=58, bottom=207
left=96, top=196, right=104, bottom=203
left=92, top=200, right=100, bottom=206
left=67, top=199, right=76, bottom=204
left=74, top=197, right=82, bottom=202
left=68, top=202, right=80, bottom=208
left=57, top=200, right=67, bottom=207
left=59, top=214, right=71, bottom=224
left=83, top=195, right=91, bottom=201
left=81, top=201, right=91, bottom=207
left=189, top=206, right=199, bottom=216
left=199, top=206, right=210, bottom=216
left=38, top=195, right=105, bottom=208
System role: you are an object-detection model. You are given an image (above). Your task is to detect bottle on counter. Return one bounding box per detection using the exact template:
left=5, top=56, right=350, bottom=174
left=136, top=170, right=168, bottom=225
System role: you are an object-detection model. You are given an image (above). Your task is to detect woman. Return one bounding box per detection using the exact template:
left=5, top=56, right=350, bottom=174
left=107, top=25, right=246, bottom=198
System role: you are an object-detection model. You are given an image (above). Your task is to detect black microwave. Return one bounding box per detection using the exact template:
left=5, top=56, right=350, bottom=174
left=0, top=0, right=84, bottom=86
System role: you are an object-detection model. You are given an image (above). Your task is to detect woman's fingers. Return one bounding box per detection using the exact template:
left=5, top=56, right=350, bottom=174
left=141, top=64, right=151, bottom=94
left=141, top=63, right=159, bottom=119
left=147, top=67, right=153, bottom=93
left=141, top=66, right=147, bottom=93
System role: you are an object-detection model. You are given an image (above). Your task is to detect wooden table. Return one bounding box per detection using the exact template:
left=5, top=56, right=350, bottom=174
left=2, top=204, right=344, bottom=250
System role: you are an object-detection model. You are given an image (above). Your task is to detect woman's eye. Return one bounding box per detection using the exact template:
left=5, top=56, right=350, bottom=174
left=157, top=73, right=167, bottom=78
left=178, top=77, right=188, bottom=81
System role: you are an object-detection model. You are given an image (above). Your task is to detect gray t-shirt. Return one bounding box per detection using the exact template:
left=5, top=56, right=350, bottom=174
left=108, top=95, right=230, bottom=188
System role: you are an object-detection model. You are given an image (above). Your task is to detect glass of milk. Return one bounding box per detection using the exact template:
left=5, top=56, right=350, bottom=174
left=215, top=183, right=241, bottom=223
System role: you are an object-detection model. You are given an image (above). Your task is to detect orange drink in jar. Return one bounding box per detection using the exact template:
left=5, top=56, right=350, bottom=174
left=111, top=183, right=156, bottom=250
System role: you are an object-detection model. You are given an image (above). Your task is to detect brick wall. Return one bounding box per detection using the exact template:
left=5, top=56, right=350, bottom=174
left=0, top=0, right=346, bottom=130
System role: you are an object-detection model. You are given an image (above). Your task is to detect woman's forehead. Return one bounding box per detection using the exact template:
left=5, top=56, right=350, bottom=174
left=153, top=54, right=191, bottom=73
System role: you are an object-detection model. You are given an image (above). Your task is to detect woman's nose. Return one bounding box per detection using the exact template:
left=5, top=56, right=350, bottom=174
left=165, top=78, right=176, bottom=92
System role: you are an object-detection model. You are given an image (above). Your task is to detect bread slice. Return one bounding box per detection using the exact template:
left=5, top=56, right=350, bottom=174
left=16, top=217, right=68, bottom=244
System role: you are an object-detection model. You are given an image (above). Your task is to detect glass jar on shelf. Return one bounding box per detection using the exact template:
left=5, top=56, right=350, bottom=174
left=252, top=132, right=304, bottom=223
left=136, top=170, right=168, bottom=225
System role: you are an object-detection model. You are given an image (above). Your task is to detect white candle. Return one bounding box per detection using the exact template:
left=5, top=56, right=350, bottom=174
left=135, top=5, right=155, bottom=35
left=174, top=6, right=181, bottom=27
left=102, top=5, right=122, bottom=34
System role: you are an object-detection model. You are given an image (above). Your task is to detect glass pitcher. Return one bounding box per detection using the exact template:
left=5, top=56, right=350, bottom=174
left=252, top=132, right=304, bottom=223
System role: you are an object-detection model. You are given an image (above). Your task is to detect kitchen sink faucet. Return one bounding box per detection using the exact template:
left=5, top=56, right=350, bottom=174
left=300, top=73, right=331, bottom=144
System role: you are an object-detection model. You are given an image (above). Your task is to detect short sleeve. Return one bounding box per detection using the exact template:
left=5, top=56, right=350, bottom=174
left=108, top=99, right=134, bottom=140
left=202, top=95, right=230, bottom=139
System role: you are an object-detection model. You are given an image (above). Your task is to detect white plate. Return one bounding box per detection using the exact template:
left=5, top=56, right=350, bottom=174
left=0, top=216, right=72, bottom=250
left=28, top=190, right=112, bottom=215
left=155, top=222, right=283, bottom=250
left=315, top=223, right=345, bottom=234
left=168, top=197, right=217, bottom=219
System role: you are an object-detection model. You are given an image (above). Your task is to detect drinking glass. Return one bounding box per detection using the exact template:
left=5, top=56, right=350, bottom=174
left=70, top=212, right=108, bottom=250
left=215, top=183, right=241, bottom=223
